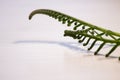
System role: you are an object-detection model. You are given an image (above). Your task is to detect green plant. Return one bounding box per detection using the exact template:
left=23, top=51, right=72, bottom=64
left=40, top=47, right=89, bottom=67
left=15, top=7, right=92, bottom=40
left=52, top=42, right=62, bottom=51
left=29, top=9, right=120, bottom=60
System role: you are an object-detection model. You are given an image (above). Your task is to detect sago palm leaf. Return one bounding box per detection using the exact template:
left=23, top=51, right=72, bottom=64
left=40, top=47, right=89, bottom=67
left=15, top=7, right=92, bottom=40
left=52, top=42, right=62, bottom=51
left=29, top=9, right=120, bottom=60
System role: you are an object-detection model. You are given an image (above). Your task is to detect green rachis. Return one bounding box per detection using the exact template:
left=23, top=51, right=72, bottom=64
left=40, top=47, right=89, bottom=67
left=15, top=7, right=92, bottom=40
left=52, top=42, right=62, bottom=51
left=29, top=9, right=120, bottom=60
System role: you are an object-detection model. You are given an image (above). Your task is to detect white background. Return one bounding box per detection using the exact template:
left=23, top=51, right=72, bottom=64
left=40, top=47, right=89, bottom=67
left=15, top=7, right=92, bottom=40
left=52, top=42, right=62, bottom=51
left=0, top=0, right=120, bottom=80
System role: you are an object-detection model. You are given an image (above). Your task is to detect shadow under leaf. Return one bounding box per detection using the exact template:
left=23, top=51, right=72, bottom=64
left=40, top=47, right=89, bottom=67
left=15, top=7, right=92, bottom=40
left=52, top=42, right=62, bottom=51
left=14, top=40, right=91, bottom=53
left=14, top=40, right=118, bottom=59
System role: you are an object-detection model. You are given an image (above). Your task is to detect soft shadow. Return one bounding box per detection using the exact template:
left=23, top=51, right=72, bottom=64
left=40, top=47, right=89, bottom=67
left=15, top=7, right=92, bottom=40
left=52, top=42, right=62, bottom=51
left=14, top=40, right=118, bottom=59
left=14, top=40, right=91, bottom=53
left=84, top=54, right=118, bottom=59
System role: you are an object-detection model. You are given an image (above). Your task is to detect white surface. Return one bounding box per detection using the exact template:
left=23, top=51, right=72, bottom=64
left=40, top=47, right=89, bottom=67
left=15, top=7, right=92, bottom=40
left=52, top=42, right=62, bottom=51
left=0, top=0, right=120, bottom=80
